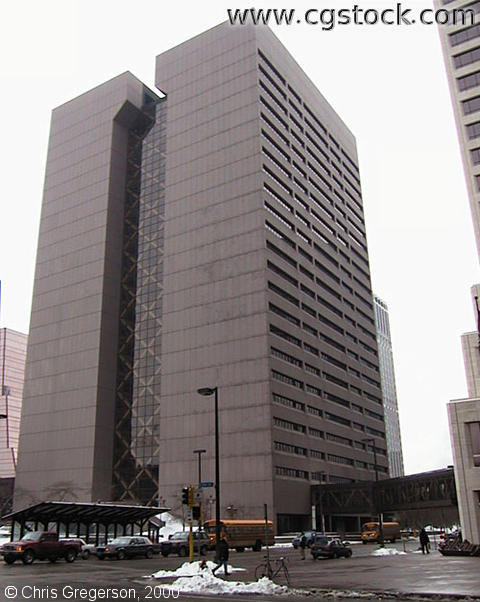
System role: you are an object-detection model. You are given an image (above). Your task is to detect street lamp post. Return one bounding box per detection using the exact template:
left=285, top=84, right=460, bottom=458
left=362, top=437, right=384, bottom=547
left=197, top=387, right=220, bottom=558
left=193, top=448, right=206, bottom=528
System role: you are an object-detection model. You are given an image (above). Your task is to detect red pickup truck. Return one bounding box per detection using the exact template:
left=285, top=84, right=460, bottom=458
left=1, top=531, right=81, bottom=564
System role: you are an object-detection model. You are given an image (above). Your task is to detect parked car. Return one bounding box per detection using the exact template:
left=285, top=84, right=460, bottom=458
left=60, top=538, right=96, bottom=559
left=1, top=531, right=81, bottom=565
left=160, top=531, right=210, bottom=557
left=292, top=530, right=316, bottom=549
left=310, top=536, right=352, bottom=560
left=96, top=536, right=154, bottom=560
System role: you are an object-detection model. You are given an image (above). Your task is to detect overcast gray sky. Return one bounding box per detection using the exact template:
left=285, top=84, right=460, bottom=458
left=0, top=0, right=478, bottom=476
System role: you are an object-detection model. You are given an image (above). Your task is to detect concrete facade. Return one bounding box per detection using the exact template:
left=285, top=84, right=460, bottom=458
left=15, top=23, right=387, bottom=529
left=448, top=398, right=480, bottom=543
left=373, top=296, right=404, bottom=478
left=0, top=329, right=27, bottom=478
left=155, top=24, right=387, bottom=530
left=14, top=73, right=159, bottom=507
left=436, top=0, right=480, bottom=544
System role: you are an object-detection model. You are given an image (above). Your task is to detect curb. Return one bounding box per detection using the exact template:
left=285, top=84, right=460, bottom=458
left=305, top=589, right=480, bottom=601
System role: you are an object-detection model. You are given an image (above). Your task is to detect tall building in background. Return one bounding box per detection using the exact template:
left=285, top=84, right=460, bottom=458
left=15, top=23, right=387, bottom=530
left=0, top=328, right=27, bottom=478
left=436, top=0, right=480, bottom=544
left=373, top=296, right=404, bottom=478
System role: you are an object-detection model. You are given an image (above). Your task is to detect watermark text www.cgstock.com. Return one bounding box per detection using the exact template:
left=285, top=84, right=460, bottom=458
left=227, top=4, right=475, bottom=30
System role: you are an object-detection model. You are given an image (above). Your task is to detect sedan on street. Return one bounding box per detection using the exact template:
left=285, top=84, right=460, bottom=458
left=96, top=536, right=154, bottom=560
left=311, top=536, right=353, bottom=560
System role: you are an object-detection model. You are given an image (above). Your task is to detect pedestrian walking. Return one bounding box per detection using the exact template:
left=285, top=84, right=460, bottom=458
left=419, top=528, right=430, bottom=554
left=299, top=531, right=307, bottom=560
left=212, top=537, right=229, bottom=576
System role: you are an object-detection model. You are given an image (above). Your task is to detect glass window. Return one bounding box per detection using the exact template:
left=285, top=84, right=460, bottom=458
left=467, top=422, right=480, bottom=466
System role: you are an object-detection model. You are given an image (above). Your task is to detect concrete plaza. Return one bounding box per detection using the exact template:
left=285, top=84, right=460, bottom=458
left=0, top=541, right=478, bottom=601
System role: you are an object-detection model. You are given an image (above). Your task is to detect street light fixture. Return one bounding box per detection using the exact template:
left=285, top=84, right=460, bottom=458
left=197, top=386, right=220, bottom=558
left=362, top=437, right=384, bottom=547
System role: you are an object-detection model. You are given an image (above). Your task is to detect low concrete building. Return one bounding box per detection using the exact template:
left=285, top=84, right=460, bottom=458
left=448, top=397, right=480, bottom=544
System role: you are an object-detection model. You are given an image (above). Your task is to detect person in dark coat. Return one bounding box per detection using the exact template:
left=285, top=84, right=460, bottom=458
left=299, top=532, right=307, bottom=560
left=419, top=528, right=430, bottom=554
left=212, top=538, right=229, bottom=576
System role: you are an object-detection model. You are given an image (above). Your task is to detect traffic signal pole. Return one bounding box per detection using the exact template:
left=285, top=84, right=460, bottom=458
left=182, top=485, right=195, bottom=562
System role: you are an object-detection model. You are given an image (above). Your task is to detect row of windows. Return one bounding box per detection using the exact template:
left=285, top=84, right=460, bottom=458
left=471, top=147, right=480, bottom=164
left=274, top=441, right=308, bottom=456
left=274, top=441, right=366, bottom=470
left=264, top=184, right=367, bottom=273
left=274, top=409, right=385, bottom=443
left=454, top=45, right=480, bottom=69
left=258, top=86, right=362, bottom=204
left=262, top=156, right=366, bottom=254
left=269, top=317, right=379, bottom=392
left=462, top=94, right=480, bottom=115
left=276, top=462, right=387, bottom=481
left=451, top=21, right=480, bottom=48
left=266, top=259, right=376, bottom=348
left=258, top=50, right=360, bottom=180
left=271, top=346, right=380, bottom=402
left=276, top=466, right=309, bottom=479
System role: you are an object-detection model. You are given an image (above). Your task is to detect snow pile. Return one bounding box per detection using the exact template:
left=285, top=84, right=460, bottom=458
left=170, top=573, right=289, bottom=596
left=157, top=512, right=184, bottom=540
left=371, top=547, right=406, bottom=556
left=152, top=561, right=292, bottom=596
left=152, top=560, right=245, bottom=578
left=314, top=591, right=378, bottom=599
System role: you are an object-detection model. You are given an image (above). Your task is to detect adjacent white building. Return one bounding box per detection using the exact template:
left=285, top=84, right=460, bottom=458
left=0, top=328, right=27, bottom=478
left=436, top=0, right=480, bottom=544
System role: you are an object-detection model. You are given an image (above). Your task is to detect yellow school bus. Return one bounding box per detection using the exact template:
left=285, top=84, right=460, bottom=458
left=203, top=519, right=275, bottom=552
left=361, top=521, right=401, bottom=544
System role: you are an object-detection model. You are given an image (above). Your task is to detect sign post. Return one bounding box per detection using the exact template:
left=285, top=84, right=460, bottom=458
left=264, top=503, right=270, bottom=565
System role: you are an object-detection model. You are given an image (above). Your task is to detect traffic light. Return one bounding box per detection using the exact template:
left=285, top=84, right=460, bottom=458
left=192, top=506, right=201, bottom=520
left=182, top=487, right=189, bottom=505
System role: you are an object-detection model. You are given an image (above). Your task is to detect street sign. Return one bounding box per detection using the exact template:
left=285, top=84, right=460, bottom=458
left=200, top=481, right=214, bottom=488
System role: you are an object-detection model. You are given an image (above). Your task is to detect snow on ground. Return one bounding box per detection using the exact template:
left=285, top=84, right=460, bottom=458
left=371, top=547, right=406, bottom=556
left=171, top=573, right=290, bottom=596
left=152, top=561, right=291, bottom=596
left=152, top=560, right=246, bottom=578
left=272, top=542, right=293, bottom=548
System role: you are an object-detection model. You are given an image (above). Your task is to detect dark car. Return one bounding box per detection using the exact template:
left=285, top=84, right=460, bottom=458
left=96, top=536, right=154, bottom=560
left=292, top=530, right=316, bottom=549
left=160, top=531, right=210, bottom=557
left=1, top=531, right=81, bottom=565
left=310, top=536, right=352, bottom=559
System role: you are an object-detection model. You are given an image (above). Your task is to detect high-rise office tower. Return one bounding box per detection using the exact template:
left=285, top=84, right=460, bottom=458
left=436, top=0, right=480, bottom=543
left=0, top=328, right=27, bottom=479
left=15, top=23, right=387, bottom=529
left=373, top=296, right=404, bottom=478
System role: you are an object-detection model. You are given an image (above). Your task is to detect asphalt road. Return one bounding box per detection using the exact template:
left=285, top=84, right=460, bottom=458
left=0, top=540, right=478, bottom=601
